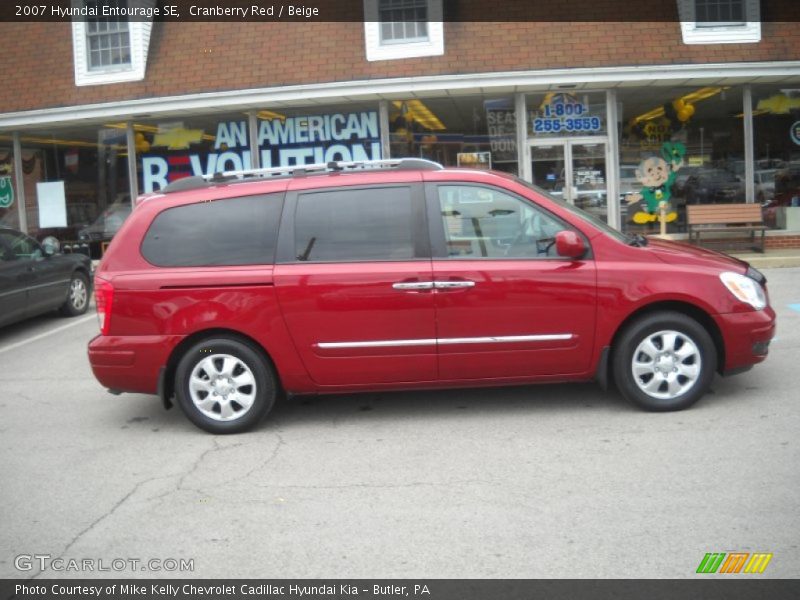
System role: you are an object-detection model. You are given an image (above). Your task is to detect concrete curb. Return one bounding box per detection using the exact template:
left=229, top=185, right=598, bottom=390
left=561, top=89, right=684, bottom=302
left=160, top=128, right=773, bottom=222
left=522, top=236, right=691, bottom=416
left=729, top=250, right=800, bottom=269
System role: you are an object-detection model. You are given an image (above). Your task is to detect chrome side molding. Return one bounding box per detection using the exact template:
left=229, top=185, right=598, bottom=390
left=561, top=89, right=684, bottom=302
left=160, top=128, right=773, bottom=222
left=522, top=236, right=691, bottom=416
left=317, top=334, right=573, bottom=349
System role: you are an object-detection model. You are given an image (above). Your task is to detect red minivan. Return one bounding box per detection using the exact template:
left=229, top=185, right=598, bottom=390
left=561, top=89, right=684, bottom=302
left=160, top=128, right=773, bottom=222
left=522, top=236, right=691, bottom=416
left=88, top=159, right=776, bottom=433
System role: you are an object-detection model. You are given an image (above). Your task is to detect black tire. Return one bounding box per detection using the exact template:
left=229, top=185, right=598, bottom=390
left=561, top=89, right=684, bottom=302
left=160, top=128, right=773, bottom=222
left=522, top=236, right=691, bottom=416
left=175, top=337, right=276, bottom=434
left=612, top=311, right=717, bottom=411
left=60, top=271, right=90, bottom=316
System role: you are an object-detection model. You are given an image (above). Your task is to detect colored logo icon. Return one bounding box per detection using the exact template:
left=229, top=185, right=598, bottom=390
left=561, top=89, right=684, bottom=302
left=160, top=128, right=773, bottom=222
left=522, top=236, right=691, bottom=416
left=791, top=120, right=800, bottom=146
left=0, top=176, right=13, bottom=208
left=696, top=552, right=773, bottom=574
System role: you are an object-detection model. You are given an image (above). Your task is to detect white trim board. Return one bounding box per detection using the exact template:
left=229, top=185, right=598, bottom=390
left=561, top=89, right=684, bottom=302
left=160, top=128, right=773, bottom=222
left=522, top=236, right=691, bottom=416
left=677, top=0, right=761, bottom=45
left=72, top=19, right=153, bottom=86
left=2, top=61, right=800, bottom=129
left=363, top=0, right=444, bottom=62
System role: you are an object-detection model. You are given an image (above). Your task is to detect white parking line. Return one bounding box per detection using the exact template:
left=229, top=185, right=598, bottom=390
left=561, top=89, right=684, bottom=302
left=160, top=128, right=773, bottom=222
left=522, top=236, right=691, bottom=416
left=0, top=314, right=96, bottom=355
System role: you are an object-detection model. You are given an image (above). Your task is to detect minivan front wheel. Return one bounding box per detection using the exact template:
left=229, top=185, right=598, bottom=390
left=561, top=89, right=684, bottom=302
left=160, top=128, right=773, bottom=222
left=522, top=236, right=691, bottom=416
left=175, top=338, right=276, bottom=433
left=613, top=311, right=717, bottom=411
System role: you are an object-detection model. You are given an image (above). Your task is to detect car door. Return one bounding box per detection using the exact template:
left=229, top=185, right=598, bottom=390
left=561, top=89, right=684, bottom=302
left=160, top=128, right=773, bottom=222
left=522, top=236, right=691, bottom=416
left=0, top=235, right=30, bottom=327
left=273, top=182, right=436, bottom=386
left=0, top=230, right=70, bottom=314
left=426, top=183, right=597, bottom=381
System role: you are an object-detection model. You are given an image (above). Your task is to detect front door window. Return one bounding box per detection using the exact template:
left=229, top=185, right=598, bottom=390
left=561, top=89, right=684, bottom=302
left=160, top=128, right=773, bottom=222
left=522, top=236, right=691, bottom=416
left=436, top=184, right=567, bottom=258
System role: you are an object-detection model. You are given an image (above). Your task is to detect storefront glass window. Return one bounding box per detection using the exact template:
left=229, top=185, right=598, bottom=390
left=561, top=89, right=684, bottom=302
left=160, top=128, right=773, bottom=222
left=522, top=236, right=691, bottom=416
left=525, top=92, right=608, bottom=223
left=14, top=126, right=129, bottom=255
left=136, top=103, right=381, bottom=194
left=255, top=102, right=381, bottom=168
left=618, top=86, right=744, bottom=234
left=527, top=91, right=607, bottom=138
left=752, top=86, right=800, bottom=231
left=0, top=146, right=20, bottom=230
left=388, top=96, right=518, bottom=175
left=136, top=113, right=251, bottom=194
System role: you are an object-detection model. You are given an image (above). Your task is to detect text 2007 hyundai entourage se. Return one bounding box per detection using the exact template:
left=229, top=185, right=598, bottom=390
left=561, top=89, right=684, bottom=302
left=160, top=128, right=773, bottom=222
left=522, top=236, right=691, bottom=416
left=88, top=159, right=775, bottom=433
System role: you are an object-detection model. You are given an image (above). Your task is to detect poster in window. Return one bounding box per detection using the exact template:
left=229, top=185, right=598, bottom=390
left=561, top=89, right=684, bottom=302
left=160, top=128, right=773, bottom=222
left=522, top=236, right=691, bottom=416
left=457, top=152, right=492, bottom=170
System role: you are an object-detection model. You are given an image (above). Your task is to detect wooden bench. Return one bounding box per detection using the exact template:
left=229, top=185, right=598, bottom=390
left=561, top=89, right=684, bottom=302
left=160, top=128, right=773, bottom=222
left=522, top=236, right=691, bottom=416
left=686, top=203, right=766, bottom=253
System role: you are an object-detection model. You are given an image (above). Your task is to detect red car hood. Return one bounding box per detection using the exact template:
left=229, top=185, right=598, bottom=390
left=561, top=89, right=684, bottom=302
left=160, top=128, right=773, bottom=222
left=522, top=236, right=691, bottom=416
left=645, top=237, right=749, bottom=272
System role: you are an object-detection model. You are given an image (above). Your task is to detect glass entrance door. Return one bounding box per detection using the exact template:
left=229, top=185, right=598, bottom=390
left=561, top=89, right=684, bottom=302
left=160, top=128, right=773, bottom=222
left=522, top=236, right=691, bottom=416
left=530, top=139, right=608, bottom=223
left=530, top=143, right=567, bottom=198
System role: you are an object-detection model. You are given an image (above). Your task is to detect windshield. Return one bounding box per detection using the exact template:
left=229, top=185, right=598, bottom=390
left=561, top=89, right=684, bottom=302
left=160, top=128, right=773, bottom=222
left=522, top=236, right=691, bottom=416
left=755, top=170, right=776, bottom=184
left=513, top=176, right=629, bottom=244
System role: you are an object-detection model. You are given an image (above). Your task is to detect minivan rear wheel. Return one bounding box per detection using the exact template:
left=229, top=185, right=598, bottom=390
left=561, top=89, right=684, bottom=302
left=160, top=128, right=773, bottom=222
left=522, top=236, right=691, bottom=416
left=612, top=311, right=716, bottom=411
left=175, top=338, right=276, bottom=433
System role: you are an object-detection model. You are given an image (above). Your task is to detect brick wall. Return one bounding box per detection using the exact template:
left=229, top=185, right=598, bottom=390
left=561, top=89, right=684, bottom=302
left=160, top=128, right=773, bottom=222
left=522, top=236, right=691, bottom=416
left=0, top=17, right=798, bottom=113
left=659, top=234, right=800, bottom=249
left=766, top=235, right=800, bottom=249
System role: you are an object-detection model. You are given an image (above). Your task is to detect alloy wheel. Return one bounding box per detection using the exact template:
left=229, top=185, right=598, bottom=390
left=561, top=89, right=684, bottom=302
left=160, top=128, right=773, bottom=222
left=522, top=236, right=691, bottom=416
left=188, top=354, right=257, bottom=421
left=631, top=329, right=702, bottom=400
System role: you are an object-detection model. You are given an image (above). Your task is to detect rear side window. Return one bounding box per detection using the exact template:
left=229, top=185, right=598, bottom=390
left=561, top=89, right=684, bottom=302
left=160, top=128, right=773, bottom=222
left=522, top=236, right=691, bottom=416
left=294, top=186, right=415, bottom=262
left=142, top=194, right=282, bottom=267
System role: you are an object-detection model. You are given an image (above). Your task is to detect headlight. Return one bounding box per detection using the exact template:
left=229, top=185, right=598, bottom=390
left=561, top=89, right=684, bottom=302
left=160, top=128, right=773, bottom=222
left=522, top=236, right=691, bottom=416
left=720, top=271, right=767, bottom=310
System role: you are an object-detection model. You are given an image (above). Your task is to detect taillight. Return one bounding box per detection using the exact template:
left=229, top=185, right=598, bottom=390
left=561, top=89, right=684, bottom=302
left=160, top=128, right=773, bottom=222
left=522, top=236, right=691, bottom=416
left=94, top=276, right=114, bottom=335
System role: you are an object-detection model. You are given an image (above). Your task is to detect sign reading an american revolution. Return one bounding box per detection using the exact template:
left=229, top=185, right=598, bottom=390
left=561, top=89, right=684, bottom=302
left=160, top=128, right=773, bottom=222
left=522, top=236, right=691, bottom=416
left=141, top=111, right=381, bottom=193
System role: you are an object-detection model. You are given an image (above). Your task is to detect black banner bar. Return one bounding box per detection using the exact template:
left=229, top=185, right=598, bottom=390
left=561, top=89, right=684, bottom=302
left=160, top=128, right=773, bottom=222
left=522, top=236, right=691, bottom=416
left=2, top=0, right=800, bottom=23
left=3, top=580, right=800, bottom=600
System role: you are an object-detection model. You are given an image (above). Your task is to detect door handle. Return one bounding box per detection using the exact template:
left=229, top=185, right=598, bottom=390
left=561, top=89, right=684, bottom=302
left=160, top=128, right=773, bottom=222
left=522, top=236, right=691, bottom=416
left=433, top=280, right=476, bottom=289
left=392, top=281, right=435, bottom=291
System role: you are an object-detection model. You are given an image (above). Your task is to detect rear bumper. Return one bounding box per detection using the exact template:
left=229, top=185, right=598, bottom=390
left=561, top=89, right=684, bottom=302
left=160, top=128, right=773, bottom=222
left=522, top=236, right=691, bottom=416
left=88, top=334, right=184, bottom=395
left=714, top=306, right=776, bottom=374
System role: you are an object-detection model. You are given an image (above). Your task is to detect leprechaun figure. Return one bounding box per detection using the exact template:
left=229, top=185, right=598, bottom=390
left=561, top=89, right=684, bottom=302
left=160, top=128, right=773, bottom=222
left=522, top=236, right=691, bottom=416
left=627, top=141, right=686, bottom=224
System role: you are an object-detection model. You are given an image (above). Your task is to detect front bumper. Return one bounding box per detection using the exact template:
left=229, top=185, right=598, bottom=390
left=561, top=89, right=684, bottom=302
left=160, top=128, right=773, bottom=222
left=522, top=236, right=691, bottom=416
left=88, top=334, right=184, bottom=395
left=713, top=306, right=776, bottom=374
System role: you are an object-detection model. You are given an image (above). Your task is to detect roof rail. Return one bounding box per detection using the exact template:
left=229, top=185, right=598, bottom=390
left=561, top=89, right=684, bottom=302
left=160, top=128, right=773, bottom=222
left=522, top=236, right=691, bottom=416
left=161, top=158, right=443, bottom=193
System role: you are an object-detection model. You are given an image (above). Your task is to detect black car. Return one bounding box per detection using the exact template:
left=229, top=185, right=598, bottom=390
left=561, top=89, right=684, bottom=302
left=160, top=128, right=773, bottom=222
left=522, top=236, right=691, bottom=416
left=762, top=166, right=800, bottom=228
left=683, top=168, right=745, bottom=204
left=77, top=201, right=132, bottom=259
left=0, top=228, right=92, bottom=328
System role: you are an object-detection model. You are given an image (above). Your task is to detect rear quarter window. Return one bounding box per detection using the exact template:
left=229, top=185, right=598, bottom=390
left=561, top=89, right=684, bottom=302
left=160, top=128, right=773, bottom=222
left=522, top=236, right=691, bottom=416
left=141, top=193, right=283, bottom=267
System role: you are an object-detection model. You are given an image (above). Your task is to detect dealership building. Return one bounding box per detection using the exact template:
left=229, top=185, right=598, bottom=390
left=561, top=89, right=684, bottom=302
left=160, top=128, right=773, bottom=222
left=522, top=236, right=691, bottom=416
left=1, top=0, right=800, bottom=249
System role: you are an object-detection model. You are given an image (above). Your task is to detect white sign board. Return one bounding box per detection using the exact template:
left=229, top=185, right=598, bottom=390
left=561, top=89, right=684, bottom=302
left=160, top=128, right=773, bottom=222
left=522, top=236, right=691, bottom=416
left=37, top=181, right=67, bottom=228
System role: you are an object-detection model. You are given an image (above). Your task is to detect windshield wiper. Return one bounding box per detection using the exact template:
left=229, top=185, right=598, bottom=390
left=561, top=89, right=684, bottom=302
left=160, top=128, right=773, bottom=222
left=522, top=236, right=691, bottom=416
left=626, top=233, right=649, bottom=247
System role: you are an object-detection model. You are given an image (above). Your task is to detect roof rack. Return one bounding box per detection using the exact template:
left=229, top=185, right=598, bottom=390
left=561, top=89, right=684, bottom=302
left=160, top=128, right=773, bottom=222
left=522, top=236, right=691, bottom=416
left=162, top=158, right=443, bottom=193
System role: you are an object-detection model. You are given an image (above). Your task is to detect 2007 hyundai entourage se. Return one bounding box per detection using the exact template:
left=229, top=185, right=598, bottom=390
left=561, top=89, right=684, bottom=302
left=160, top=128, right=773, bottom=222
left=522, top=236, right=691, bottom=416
left=88, top=159, right=776, bottom=433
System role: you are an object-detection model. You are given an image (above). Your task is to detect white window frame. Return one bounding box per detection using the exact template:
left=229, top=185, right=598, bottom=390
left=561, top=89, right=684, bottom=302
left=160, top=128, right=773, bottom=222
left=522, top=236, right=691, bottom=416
left=678, top=0, right=761, bottom=44
left=72, top=5, right=153, bottom=86
left=364, top=0, right=444, bottom=62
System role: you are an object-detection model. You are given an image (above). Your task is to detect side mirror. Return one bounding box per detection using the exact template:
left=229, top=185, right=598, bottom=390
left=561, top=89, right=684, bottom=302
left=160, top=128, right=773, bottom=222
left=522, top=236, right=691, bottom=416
left=555, top=230, right=586, bottom=260
left=41, top=236, right=60, bottom=257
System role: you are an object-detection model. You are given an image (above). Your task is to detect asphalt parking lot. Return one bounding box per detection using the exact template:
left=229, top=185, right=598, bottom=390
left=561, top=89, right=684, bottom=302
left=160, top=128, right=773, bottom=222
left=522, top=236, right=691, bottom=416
left=1, top=268, right=798, bottom=580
